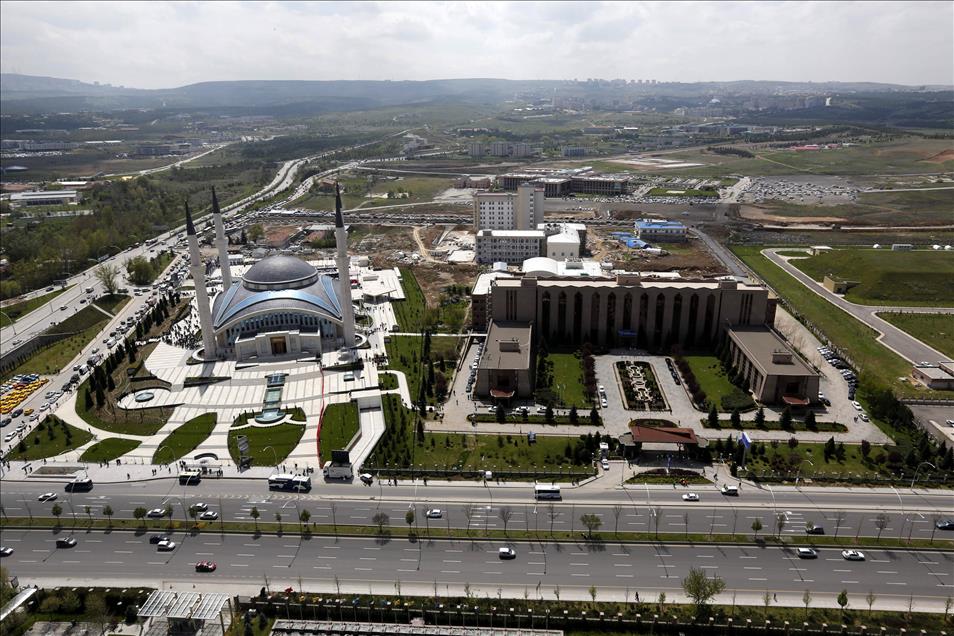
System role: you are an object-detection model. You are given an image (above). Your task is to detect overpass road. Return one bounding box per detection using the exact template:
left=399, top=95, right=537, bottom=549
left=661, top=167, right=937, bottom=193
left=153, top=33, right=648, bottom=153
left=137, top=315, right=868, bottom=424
left=0, top=529, right=951, bottom=606
left=2, top=478, right=951, bottom=541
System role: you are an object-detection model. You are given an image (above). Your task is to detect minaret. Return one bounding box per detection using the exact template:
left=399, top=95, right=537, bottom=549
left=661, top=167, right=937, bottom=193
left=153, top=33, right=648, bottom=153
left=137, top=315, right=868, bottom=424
left=186, top=201, right=217, bottom=358
left=334, top=182, right=356, bottom=350
left=211, top=187, right=232, bottom=289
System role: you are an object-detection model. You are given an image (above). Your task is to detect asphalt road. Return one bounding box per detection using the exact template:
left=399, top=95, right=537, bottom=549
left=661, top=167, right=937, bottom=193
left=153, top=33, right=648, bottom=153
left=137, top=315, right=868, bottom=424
left=1, top=529, right=950, bottom=603
left=2, top=479, right=951, bottom=541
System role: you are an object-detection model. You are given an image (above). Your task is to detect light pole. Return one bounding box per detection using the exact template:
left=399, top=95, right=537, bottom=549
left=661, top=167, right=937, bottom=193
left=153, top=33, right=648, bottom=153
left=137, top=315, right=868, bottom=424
left=892, top=486, right=906, bottom=539
left=911, top=461, right=937, bottom=489
left=263, top=445, right=280, bottom=472
left=0, top=311, right=16, bottom=335
left=795, top=459, right=814, bottom=487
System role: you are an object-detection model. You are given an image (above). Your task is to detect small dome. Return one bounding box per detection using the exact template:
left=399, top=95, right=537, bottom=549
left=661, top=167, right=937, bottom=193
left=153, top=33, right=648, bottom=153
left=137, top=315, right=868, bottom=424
left=243, top=256, right=318, bottom=290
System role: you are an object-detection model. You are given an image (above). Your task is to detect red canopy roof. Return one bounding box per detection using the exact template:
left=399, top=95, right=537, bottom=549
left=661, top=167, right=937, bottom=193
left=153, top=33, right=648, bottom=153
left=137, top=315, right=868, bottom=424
left=490, top=388, right=515, bottom=399
left=629, top=423, right=698, bottom=445
left=782, top=395, right=810, bottom=406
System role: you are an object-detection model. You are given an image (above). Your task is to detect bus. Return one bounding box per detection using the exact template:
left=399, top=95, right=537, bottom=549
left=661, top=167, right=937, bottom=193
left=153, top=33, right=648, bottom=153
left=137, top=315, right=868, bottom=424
left=178, top=470, right=202, bottom=485
left=65, top=477, right=93, bottom=492
left=534, top=484, right=561, bottom=500
left=268, top=473, right=312, bottom=492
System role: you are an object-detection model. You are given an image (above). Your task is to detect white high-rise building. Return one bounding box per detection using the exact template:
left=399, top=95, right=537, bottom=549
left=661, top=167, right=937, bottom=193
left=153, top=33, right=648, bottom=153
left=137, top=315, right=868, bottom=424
left=473, top=183, right=544, bottom=231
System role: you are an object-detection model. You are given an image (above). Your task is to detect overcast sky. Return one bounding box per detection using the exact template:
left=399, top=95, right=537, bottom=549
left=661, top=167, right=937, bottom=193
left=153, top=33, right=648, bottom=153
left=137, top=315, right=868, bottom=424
left=2, top=1, right=952, bottom=88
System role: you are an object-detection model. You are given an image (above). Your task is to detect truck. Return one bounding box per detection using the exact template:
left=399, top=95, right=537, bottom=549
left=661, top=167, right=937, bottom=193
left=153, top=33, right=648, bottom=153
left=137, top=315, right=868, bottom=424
left=322, top=461, right=354, bottom=480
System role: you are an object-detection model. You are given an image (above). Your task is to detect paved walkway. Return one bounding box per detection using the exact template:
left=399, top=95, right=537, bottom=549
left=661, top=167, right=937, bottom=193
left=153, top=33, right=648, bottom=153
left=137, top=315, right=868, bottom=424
left=764, top=248, right=954, bottom=364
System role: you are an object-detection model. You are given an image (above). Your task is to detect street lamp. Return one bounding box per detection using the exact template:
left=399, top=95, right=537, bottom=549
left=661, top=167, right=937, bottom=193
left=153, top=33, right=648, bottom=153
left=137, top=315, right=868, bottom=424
left=795, top=459, right=814, bottom=487
left=911, top=461, right=937, bottom=489
left=0, top=311, right=16, bottom=335
left=892, top=486, right=906, bottom=539
left=263, top=445, right=280, bottom=472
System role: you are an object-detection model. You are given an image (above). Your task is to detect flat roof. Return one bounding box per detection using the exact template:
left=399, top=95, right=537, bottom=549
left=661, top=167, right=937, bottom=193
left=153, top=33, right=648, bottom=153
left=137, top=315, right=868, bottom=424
left=636, top=218, right=686, bottom=230
left=728, top=327, right=818, bottom=377
left=914, top=366, right=953, bottom=380
left=477, top=230, right=545, bottom=238
left=479, top=321, right=532, bottom=371
left=493, top=277, right=763, bottom=291
left=472, top=271, right=515, bottom=296
left=10, top=190, right=78, bottom=199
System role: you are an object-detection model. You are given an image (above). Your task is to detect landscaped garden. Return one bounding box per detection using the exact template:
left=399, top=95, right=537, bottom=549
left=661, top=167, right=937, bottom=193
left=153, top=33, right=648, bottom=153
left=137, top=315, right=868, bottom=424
left=227, top=422, right=305, bottom=467
left=616, top=360, right=666, bottom=410
left=319, top=402, right=359, bottom=462
left=534, top=346, right=594, bottom=408
left=678, top=354, right=755, bottom=412
left=385, top=333, right=461, bottom=407
left=79, top=438, right=141, bottom=463
left=3, top=415, right=93, bottom=460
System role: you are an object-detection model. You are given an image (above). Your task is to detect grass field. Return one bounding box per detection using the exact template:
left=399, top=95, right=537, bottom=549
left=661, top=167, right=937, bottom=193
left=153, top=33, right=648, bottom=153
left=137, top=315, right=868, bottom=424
left=227, top=422, right=305, bottom=468
left=153, top=413, right=217, bottom=464
left=548, top=352, right=590, bottom=407
left=683, top=355, right=755, bottom=412
left=391, top=267, right=427, bottom=331
left=0, top=286, right=71, bottom=326
left=3, top=417, right=93, bottom=460
left=878, top=312, right=954, bottom=359
left=319, top=402, right=359, bottom=462
left=732, top=246, right=941, bottom=398
left=0, top=295, right=130, bottom=382
left=411, top=431, right=593, bottom=473
left=79, top=438, right=141, bottom=463
left=790, top=249, right=954, bottom=307
left=742, top=440, right=889, bottom=480
left=754, top=189, right=954, bottom=226
left=385, top=335, right=461, bottom=406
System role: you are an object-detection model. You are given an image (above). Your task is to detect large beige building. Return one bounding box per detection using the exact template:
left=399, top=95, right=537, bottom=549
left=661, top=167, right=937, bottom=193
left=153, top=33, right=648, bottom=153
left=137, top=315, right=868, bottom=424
left=486, top=273, right=775, bottom=349
left=473, top=183, right=545, bottom=231
left=726, top=327, right=820, bottom=405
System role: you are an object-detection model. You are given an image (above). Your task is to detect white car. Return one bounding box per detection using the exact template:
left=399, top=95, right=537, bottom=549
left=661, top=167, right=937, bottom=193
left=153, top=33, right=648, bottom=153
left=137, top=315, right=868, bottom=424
left=851, top=401, right=863, bottom=411
left=0, top=546, right=13, bottom=557
left=600, top=458, right=610, bottom=470
left=859, top=413, right=869, bottom=422
left=842, top=550, right=865, bottom=561
left=682, top=492, right=700, bottom=502
left=157, top=540, right=177, bottom=552
left=37, top=492, right=57, bottom=502
left=191, top=502, right=208, bottom=512
left=199, top=511, right=219, bottom=521
left=146, top=508, right=166, bottom=518
left=425, top=509, right=443, bottom=519
left=498, top=547, right=516, bottom=559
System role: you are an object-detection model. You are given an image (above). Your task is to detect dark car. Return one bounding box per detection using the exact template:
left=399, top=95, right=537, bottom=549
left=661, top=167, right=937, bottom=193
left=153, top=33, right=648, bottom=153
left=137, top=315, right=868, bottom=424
left=806, top=525, right=825, bottom=535
left=149, top=534, right=170, bottom=544
left=56, top=537, right=77, bottom=548
left=936, top=519, right=954, bottom=531
left=195, top=561, right=217, bottom=572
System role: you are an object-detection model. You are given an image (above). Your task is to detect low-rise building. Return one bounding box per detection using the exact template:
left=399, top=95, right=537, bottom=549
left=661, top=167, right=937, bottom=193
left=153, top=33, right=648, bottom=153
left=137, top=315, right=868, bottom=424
left=912, top=362, right=954, bottom=390
left=9, top=190, right=79, bottom=206
left=635, top=218, right=688, bottom=242
left=475, top=229, right=546, bottom=264
left=474, top=321, right=534, bottom=400
left=726, top=327, right=820, bottom=405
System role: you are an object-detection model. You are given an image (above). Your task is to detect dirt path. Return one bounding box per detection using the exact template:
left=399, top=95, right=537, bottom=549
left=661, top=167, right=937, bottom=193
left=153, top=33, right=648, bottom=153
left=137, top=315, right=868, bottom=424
left=411, top=226, right=438, bottom=263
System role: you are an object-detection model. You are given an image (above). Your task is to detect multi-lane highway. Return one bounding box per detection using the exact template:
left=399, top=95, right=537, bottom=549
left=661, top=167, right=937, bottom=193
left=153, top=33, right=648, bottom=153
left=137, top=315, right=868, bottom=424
left=2, top=479, right=952, bottom=541
left=1, top=529, right=951, bottom=604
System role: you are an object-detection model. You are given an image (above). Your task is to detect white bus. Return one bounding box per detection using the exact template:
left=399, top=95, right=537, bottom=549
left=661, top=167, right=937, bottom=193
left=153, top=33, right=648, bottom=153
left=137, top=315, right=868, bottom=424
left=534, top=484, right=561, bottom=500
left=178, top=470, right=201, bottom=485
left=268, top=473, right=312, bottom=492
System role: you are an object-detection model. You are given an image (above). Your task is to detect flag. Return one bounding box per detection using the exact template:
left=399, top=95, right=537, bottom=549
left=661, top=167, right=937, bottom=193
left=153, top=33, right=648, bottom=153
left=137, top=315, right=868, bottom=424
left=741, top=432, right=752, bottom=449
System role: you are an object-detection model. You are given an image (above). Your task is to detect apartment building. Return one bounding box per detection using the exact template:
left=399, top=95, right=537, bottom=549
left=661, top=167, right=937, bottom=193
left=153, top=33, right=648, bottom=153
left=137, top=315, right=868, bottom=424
left=473, top=183, right=544, bottom=230
left=475, top=230, right=546, bottom=264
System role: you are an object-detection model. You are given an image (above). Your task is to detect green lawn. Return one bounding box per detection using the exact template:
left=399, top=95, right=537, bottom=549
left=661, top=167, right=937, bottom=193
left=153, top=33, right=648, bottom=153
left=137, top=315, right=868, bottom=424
left=379, top=373, right=399, bottom=390
left=790, top=249, right=954, bottom=306
left=732, top=245, right=939, bottom=398
left=75, top=377, right=171, bottom=436
left=0, top=286, right=71, bottom=326
left=878, top=312, right=954, bottom=359
left=319, top=402, right=359, bottom=462
left=3, top=416, right=93, bottom=460
left=740, top=440, right=895, bottom=480
left=385, top=335, right=461, bottom=406
left=227, top=423, right=305, bottom=468
left=549, top=352, right=590, bottom=407
left=683, top=354, right=755, bottom=411
left=391, top=267, right=427, bottom=331
left=153, top=413, right=217, bottom=464
left=0, top=295, right=130, bottom=382
left=705, top=418, right=847, bottom=432
left=79, top=438, right=142, bottom=463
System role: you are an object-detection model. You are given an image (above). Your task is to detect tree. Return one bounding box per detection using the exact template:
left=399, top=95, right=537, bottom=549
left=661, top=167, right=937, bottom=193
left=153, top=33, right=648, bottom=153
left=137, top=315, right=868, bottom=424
left=103, top=505, right=114, bottom=527
left=730, top=409, right=741, bottom=428
left=802, top=589, right=812, bottom=618
left=754, top=407, right=765, bottom=428
left=188, top=505, right=198, bottom=527
left=580, top=513, right=602, bottom=539
left=682, top=567, right=726, bottom=615
left=405, top=508, right=415, bottom=534
left=373, top=512, right=390, bottom=536
left=589, top=407, right=600, bottom=426
left=751, top=517, right=763, bottom=539
left=87, top=593, right=111, bottom=635
left=762, top=591, right=772, bottom=616
left=708, top=405, right=719, bottom=428
left=837, top=589, right=849, bottom=613
left=275, top=512, right=283, bottom=532
left=866, top=590, right=876, bottom=614
left=495, top=404, right=506, bottom=423
left=779, top=406, right=793, bottom=430
left=775, top=511, right=787, bottom=537
left=498, top=506, right=513, bottom=535
left=589, top=585, right=598, bottom=602
left=804, top=410, right=817, bottom=429
left=875, top=513, right=889, bottom=540
left=547, top=503, right=559, bottom=536
left=246, top=506, right=259, bottom=531
left=51, top=503, right=63, bottom=525
left=463, top=504, right=475, bottom=535
left=133, top=506, right=147, bottom=526
left=545, top=405, right=554, bottom=423
left=613, top=504, right=623, bottom=536
left=94, top=262, right=121, bottom=296
left=125, top=255, right=156, bottom=286
left=833, top=510, right=847, bottom=539
left=569, top=405, right=578, bottom=424
left=299, top=508, right=311, bottom=531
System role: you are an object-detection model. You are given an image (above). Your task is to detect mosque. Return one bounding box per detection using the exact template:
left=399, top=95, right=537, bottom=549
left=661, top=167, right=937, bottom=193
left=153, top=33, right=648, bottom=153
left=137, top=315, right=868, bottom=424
left=187, top=184, right=357, bottom=362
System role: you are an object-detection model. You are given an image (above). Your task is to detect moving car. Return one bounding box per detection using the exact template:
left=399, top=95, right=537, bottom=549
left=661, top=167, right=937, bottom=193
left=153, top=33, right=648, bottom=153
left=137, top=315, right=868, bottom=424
left=796, top=548, right=817, bottom=559
left=805, top=525, right=825, bottom=535
left=0, top=546, right=13, bottom=557
left=721, top=485, right=739, bottom=496
left=37, top=492, right=57, bottom=502
left=935, top=519, right=954, bottom=531
left=195, top=561, right=217, bottom=572
left=149, top=534, right=169, bottom=545
left=56, top=537, right=78, bottom=548
left=601, top=458, right=610, bottom=470
left=199, top=511, right=219, bottom=521
left=682, top=492, right=700, bottom=502
left=146, top=508, right=166, bottom=518
left=425, top=509, right=443, bottom=519
left=359, top=473, right=374, bottom=485
left=157, top=540, right=176, bottom=552
left=191, top=502, right=208, bottom=512
left=498, top=547, right=516, bottom=559
left=842, top=550, right=865, bottom=561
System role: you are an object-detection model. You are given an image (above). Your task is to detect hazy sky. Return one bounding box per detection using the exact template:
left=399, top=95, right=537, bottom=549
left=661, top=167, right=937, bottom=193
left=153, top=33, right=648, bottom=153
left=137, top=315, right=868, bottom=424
left=2, top=1, right=952, bottom=88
